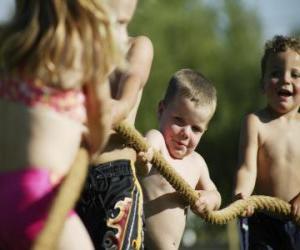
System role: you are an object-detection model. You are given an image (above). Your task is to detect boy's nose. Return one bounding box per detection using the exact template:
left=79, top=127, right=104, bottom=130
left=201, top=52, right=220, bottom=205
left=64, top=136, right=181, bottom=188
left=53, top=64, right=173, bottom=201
left=281, top=72, right=292, bottom=85
left=180, top=126, right=190, bottom=138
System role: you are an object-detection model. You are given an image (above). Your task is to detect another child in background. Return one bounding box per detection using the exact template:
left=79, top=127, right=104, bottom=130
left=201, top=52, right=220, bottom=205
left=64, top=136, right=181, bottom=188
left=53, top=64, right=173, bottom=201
left=0, top=0, right=123, bottom=249
left=234, top=35, right=300, bottom=250
left=138, top=69, right=221, bottom=250
left=76, top=0, right=154, bottom=249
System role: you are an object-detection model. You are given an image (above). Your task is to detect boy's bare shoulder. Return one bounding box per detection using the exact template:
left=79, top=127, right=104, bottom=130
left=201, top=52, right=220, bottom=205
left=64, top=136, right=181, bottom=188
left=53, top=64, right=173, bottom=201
left=145, top=129, right=165, bottom=145
left=131, top=35, right=153, bottom=51
left=129, top=36, right=153, bottom=61
left=190, top=151, right=207, bottom=169
left=242, top=110, right=265, bottom=127
left=251, top=108, right=274, bottom=123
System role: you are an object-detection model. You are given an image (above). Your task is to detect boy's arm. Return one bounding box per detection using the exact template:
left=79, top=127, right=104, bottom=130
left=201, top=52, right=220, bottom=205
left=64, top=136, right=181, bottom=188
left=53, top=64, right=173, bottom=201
left=84, top=80, right=112, bottom=154
left=112, top=36, right=153, bottom=124
left=234, top=114, right=259, bottom=199
left=193, top=158, right=221, bottom=212
left=136, top=129, right=163, bottom=176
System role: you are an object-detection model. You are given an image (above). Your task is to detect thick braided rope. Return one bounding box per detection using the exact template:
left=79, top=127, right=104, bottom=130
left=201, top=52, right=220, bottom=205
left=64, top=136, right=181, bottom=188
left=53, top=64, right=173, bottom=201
left=114, top=121, right=300, bottom=226
left=32, top=148, right=89, bottom=250
left=114, top=121, right=199, bottom=205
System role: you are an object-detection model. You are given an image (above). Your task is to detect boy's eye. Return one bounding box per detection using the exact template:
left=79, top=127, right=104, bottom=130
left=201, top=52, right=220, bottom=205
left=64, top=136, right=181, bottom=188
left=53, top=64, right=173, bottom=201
left=291, top=71, right=300, bottom=78
left=192, top=126, right=202, bottom=133
left=174, top=116, right=184, bottom=124
left=270, top=70, right=281, bottom=78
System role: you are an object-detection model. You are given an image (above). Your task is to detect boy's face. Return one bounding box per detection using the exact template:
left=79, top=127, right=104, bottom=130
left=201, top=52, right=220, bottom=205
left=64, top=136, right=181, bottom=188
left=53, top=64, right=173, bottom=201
left=158, top=95, right=214, bottom=159
left=262, top=48, right=300, bottom=114
left=108, top=0, right=137, bottom=50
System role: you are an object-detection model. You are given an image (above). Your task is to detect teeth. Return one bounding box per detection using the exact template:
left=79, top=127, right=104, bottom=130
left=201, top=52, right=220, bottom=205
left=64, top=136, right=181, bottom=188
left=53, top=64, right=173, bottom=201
left=278, top=89, right=292, bottom=96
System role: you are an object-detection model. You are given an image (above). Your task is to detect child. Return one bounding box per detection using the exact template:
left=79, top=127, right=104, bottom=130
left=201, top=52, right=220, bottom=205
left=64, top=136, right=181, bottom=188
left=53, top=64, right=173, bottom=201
left=138, top=69, right=221, bottom=249
left=0, top=0, right=124, bottom=249
left=234, top=35, right=300, bottom=250
left=76, top=0, right=154, bottom=249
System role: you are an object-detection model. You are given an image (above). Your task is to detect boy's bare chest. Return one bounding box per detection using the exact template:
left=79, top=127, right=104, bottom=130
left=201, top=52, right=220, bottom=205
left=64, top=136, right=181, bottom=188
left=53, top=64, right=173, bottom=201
left=256, top=121, right=300, bottom=200
left=161, top=157, right=200, bottom=189
left=259, top=123, right=300, bottom=165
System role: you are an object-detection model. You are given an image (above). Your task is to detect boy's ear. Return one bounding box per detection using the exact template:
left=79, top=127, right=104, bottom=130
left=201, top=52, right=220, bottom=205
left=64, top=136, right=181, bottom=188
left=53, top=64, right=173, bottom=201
left=157, top=100, right=165, bottom=119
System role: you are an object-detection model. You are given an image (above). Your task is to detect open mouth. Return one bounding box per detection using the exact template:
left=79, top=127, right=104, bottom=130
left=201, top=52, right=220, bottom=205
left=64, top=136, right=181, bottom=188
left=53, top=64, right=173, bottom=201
left=277, top=89, right=293, bottom=97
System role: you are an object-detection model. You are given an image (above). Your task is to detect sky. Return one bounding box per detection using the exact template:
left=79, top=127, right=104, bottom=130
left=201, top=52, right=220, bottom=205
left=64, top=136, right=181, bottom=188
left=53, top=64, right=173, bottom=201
left=0, top=0, right=14, bottom=24
left=0, top=0, right=300, bottom=40
left=244, top=0, right=300, bottom=40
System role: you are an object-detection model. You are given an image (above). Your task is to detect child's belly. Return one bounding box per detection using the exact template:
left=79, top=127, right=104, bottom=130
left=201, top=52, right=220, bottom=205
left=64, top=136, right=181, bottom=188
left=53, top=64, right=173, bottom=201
left=0, top=101, right=83, bottom=176
left=257, top=136, right=300, bottom=201
left=256, top=161, right=300, bottom=202
left=144, top=206, right=186, bottom=250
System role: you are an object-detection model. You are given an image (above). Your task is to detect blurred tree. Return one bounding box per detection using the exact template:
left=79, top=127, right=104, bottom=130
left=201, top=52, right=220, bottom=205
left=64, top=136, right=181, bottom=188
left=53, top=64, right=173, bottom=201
left=129, top=0, right=264, bottom=248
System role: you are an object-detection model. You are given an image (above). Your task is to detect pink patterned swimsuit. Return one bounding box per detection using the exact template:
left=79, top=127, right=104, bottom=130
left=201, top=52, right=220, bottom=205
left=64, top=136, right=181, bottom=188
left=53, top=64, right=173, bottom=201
left=0, top=169, right=72, bottom=250
left=0, top=78, right=86, bottom=249
left=0, top=78, right=87, bottom=123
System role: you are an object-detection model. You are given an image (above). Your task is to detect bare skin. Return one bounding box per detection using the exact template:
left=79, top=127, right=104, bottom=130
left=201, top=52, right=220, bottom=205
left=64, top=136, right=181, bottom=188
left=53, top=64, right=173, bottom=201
left=139, top=95, right=221, bottom=250
left=0, top=0, right=149, bottom=249
left=0, top=54, right=105, bottom=250
left=91, top=34, right=153, bottom=164
left=234, top=49, right=300, bottom=219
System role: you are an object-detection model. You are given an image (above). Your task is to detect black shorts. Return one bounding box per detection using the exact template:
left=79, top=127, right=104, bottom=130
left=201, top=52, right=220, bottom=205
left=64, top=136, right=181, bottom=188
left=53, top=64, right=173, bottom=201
left=76, top=160, right=144, bottom=250
left=239, top=212, right=300, bottom=250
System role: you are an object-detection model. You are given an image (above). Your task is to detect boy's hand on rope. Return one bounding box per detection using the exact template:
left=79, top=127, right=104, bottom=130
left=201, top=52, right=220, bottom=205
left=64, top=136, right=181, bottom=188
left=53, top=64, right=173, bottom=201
left=234, top=193, right=255, bottom=217
left=136, top=147, right=154, bottom=176
left=290, top=191, right=300, bottom=219
left=110, top=99, right=130, bottom=126
left=114, top=122, right=300, bottom=225
left=191, top=190, right=219, bottom=216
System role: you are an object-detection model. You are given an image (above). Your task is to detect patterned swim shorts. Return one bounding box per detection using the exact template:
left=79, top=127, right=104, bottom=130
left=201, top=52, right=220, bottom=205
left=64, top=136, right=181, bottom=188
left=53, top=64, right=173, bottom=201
left=76, top=160, right=144, bottom=250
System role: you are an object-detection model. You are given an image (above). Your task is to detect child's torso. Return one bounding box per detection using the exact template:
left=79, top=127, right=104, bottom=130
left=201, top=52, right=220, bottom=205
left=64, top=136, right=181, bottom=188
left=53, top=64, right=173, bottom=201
left=256, top=113, right=300, bottom=201
left=141, top=145, right=201, bottom=202
left=144, top=204, right=187, bottom=250
left=140, top=144, right=201, bottom=249
left=0, top=78, right=86, bottom=176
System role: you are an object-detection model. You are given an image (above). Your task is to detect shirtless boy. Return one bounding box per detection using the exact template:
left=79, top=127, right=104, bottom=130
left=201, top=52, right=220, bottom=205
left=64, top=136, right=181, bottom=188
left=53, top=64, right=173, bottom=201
left=234, top=35, right=300, bottom=250
left=76, top=0, right=154, bottom=249
left=139, top=69, right=221, bottom=249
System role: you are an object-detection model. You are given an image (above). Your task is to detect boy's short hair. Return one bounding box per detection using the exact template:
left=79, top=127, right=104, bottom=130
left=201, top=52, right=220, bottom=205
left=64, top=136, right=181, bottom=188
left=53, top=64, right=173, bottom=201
left=261, top=35, right=300, bottom=77
left=163, top=68, right=217, bottom=108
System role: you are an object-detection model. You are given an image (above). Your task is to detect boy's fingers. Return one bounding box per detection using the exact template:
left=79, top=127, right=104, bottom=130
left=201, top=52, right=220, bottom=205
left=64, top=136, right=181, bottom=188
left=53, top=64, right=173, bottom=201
left=241, top=205, right=254, bottom=217
left=241, top=211, right=247, bottom=217
left=194, top=204, right=206, bottom=213
left=138, top=151, right=145, bottom=156
left=145, top=147, right=154, bottom=161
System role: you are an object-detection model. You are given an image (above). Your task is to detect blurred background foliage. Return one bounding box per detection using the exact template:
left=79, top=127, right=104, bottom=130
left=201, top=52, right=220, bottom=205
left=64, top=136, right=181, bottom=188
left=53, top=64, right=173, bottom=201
left=129, top=0, right=265, bottom=249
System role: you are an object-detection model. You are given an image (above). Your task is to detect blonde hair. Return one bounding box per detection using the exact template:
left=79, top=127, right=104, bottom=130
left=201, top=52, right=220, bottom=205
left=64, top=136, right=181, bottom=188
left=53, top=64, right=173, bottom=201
left=0, top=0, right=124, bottom=88
left=163, top=68, right=217, bottom=108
